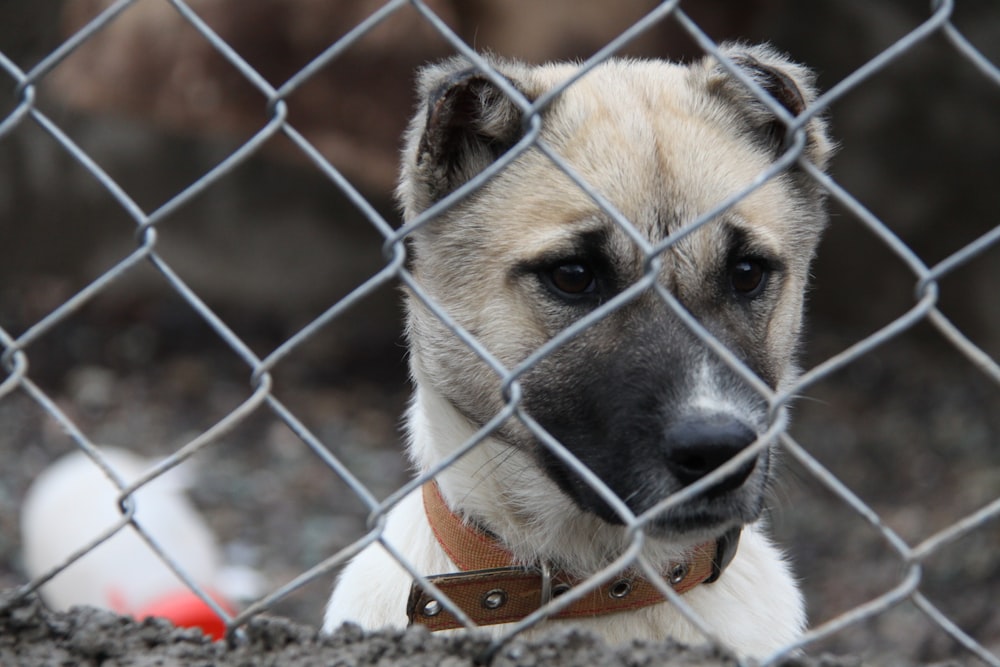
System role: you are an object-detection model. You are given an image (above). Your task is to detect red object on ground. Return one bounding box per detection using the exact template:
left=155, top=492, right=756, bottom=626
left=134, top=589, right=234, bottom=640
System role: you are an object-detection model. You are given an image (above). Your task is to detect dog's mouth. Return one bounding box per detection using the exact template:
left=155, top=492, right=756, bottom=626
left=601, top=471, right=763, bottom=532
left=538, top=439, right=769, bottom=539
left=637, top=470, right=767, bottom=539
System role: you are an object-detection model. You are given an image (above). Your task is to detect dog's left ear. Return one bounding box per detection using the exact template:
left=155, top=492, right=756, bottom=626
left=399, top=58, right=530, bottom=214
left=702, top=43, right=834, bottom=169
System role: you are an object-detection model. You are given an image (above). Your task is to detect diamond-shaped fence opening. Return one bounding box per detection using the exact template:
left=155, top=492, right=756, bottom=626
left=1, top=1, right=999, bottom=666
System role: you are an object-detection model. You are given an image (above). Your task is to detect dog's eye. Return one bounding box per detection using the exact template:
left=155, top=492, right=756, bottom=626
left=729, top=258, right=767, bottom=297
left=548, top=263, right=596, bottom=297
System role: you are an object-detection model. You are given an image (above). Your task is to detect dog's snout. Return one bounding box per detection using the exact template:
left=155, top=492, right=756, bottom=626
left=664, top=417, right=758, bottom=491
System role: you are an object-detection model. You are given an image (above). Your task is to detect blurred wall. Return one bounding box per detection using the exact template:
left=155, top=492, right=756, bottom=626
left=1, top=0, right=998, bottom=377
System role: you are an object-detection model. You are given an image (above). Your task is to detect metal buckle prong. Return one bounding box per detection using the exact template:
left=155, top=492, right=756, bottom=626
left=539, top=560, right=553, bottom=605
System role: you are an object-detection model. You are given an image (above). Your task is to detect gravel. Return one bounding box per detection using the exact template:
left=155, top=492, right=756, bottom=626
left=2, top=592, right=877, bottom=667
left=1, top=314, right=998, bottom=665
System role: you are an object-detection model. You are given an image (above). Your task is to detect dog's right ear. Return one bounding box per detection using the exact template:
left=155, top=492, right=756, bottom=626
left=401, top=60, right=528, bottom=213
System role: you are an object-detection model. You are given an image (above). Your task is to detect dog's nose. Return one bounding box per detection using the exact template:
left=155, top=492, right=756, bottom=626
left=663, top=416, right=758, bottom=491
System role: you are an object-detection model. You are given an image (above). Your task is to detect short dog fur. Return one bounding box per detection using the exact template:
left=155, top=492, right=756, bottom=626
left=324, top=44, right=833, bottom=658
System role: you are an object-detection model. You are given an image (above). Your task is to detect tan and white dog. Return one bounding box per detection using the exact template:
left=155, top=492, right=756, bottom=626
left=324, top=44, right=832, bottom=658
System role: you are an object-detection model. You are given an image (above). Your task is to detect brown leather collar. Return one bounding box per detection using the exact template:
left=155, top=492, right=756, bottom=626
left=407, top=481, right=740, bottom=631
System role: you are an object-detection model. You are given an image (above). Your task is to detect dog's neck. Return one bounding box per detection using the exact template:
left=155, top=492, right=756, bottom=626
left=407, top=479, right=737, bottom=631
left=406, top=384, right=732, bottom=576
left=420, top=478, right=737, bottom=580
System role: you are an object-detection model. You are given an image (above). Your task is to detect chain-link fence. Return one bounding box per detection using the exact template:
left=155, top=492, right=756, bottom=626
left=1, top=1, right=999, bottom=665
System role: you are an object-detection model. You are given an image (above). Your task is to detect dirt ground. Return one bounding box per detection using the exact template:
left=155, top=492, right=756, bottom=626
left=1, top=591, right=880, bottom=667
left=0, top=315, right=998, bottom=666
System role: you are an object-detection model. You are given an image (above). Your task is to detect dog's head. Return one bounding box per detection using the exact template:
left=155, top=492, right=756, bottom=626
left=399, top=45, right=833, bottom=540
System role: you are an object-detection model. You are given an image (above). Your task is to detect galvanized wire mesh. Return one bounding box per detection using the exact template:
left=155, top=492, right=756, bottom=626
left=1, top=1, right=998, bottom=665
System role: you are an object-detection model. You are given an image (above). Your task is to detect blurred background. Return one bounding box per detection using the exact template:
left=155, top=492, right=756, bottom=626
left=1, top=1, right=998, bottom=663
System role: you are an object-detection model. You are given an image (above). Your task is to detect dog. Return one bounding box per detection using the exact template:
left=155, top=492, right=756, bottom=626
left=324, top=43, right=832, bottom=659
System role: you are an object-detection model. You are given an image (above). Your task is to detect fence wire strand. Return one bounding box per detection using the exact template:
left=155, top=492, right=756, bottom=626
left=1, top=0, right=998, bottom=664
